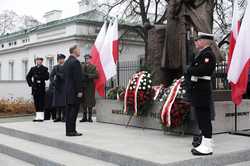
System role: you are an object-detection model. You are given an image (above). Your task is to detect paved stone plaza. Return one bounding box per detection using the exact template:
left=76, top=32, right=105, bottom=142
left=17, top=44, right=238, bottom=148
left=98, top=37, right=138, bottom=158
left=0, top=117, right=249, bottom=165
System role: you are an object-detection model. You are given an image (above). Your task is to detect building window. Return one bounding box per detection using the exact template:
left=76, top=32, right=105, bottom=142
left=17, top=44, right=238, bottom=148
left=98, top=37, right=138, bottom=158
left=46, top=57, right=54, bottom=73
left=22, top=60, right=28, bottom=80
left=22, top=38, right=30, bottom=44
left=9, top=61, right=14, bottom=80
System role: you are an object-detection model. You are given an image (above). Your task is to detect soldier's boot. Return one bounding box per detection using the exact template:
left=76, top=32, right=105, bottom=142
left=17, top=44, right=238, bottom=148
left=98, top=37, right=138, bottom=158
left=88, top=108, right=93, bottom=123
left=191, top=137, right=213, bottom=156
left=62, top=109, right=65, bottom=122
left=33, top=112, right=44, bottom=122
left=80, top=111, right=87, bottom=122
left=54, top=109, right=62, bottom=122
left=192, top=134, right=202, bottom=148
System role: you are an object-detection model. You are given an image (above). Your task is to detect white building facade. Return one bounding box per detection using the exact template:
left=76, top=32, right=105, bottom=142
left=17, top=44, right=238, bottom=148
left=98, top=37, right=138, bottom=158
left=0, top=2, right=144, bottom=100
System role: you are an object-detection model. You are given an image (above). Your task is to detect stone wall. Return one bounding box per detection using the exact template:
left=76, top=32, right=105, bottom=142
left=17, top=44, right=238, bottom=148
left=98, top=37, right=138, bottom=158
left=96, top=99, right=250, bottom=134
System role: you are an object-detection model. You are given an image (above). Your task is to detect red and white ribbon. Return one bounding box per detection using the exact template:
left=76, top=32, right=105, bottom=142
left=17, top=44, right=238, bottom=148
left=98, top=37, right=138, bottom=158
left=161, top=79, right=182, bottom=127
left=152, top=85, right=163, bottom=100
left=134, top=72, right=145, bottom=116
left=124, top=78, right=132, bottom=113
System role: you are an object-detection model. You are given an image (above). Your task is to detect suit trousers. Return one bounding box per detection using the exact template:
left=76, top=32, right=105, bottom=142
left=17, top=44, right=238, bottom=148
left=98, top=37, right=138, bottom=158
left=65, top=104, right=80, bottom=133
left=33, top=94, right=45, bottom=112
left=194, top=106, right=212, bottom=138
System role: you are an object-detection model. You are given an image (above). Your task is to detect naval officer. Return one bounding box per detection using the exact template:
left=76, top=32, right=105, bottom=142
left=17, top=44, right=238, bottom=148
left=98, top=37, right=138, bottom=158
left=187, top=32, right=216, bottom=156
left=26, top=57, right=49, bottom=122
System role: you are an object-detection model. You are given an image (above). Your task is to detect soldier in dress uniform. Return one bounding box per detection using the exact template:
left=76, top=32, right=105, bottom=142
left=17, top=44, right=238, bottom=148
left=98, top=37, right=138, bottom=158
left=50, top=54, right=66, bottom=122
left=26, top=57, right=49, bottom=122
left=187, top=32, right=216, bottom=156
left=79, top=54, right=98, bottom=123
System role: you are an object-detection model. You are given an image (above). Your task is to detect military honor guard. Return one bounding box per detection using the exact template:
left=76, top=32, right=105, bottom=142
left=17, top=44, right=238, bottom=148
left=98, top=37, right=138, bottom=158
left=64, top=45, right=84, bottom=136
left=80, top=54, right=98, bottom=123
left=26, top=57, right=49, bottom=122
left=187, top=32, right=216, bottom=156
left=50, top=54, right=66, bottom=122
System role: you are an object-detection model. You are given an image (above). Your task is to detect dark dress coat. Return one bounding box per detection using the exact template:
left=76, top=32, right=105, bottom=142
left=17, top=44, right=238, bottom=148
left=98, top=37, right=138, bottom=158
left=80, top=62, right=98, bottom=108
left=63, top=55, right=83, bottom=105
left=50, top=64, right=66, bottom=107
left=26, top=65, right=49, bottom=95
left=188, top=47, right=216, bottom=108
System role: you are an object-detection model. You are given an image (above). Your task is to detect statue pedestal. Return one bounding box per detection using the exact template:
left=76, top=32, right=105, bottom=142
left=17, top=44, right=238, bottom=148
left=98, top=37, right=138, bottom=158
left=96, top=99, right=250, bottom=134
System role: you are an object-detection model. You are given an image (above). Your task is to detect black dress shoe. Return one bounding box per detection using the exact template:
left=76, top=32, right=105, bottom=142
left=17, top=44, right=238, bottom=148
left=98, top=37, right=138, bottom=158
left=33, top=119, right=44, bottom=122
left=66, top=132, right=82, bottom=137
left=53, top=118, right=62, bottom=122
left=79, top=118, right=87, bottom=122
left=88, top=119, right=93, bottom=123
left=74, top=132, right=82, bottom=136
left=191, top=148, right=213, bottom=156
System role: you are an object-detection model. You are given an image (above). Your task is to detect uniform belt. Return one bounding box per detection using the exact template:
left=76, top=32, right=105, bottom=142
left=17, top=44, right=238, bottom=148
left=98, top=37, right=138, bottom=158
left=191, top=76, right=211, bottom=82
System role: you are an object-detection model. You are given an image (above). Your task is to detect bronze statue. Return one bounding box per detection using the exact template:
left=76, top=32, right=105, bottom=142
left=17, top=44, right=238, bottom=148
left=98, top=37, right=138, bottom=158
left=161, top=0, right=220, bottom=70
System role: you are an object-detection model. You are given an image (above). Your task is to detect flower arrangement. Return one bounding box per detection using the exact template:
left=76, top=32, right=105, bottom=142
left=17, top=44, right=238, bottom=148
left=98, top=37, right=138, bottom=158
left=124, top=71, right=154, bottom=116
left=155, top=77, right=191, bottom=129
left=107, top=86, right=125, bottom=100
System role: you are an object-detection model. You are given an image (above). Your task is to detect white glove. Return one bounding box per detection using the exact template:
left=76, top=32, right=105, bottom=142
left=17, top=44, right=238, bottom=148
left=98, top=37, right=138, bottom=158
left=77, top=92, right=83, bottom=98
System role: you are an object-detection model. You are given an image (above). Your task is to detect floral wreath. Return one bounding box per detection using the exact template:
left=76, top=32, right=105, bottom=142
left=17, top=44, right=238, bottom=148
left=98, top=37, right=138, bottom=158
left=124, top=71, right=154, bottom=116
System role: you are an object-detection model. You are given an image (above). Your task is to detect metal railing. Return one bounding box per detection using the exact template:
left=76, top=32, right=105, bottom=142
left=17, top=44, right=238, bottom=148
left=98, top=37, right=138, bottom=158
left=105, top=60, right=229, bottom=93
left=212, top=61, right=230, bottom=90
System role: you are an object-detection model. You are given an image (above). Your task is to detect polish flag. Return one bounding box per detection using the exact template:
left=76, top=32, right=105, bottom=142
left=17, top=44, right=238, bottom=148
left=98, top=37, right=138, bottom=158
left=90, top=20, right=119, bottom=97
left=99, top=21, right=117, bottom=83
left=228, top=0, right=250, bottom=105
left=90, top=22, right=107, bottom=97
left=112, top=18, right=119, bottom=64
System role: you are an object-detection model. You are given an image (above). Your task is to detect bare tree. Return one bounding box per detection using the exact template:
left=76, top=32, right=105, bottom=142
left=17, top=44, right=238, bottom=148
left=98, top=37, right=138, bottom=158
left=214, top=0, right=233, bottom=40
left=0, top=10, right=18, bottom=35
left=0, top=10, right=41, bottom=36
left=99, top=0, right=167, bottom=60
left=19, top=15, right=40, bottom=30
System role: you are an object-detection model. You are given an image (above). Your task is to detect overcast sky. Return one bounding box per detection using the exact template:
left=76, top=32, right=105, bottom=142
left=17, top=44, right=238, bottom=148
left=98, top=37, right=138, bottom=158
left=0, top=0, right=82, bottom=22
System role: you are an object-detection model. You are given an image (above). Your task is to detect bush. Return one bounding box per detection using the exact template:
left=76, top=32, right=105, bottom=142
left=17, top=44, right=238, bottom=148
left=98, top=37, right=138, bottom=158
left=0, top=98, right=35, bottom=116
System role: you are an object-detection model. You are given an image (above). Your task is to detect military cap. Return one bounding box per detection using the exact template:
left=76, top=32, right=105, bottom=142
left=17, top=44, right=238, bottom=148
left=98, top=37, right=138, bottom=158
left=57, top=53, right=66, bottom=60
left=36, top=57, right=44, bottom=61
left=195, top=32, right=214, bottom=41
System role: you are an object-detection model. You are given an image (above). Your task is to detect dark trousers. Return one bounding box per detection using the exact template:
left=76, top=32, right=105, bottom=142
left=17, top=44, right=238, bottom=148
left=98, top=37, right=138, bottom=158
left=33, top=94, right=45, bottom=112
left=44, top=108, right=56, bottom=120
left=65, top=104, right=80, bottom=133
left=194, top=106, right=212, bottom=138
left=55, top=107, right=65, bottom=120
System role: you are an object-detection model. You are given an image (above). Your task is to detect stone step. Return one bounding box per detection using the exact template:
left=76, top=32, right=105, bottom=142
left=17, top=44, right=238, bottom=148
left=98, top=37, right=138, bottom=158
left=227, top=161, right=250, bottom=166
left=0, top=121, right=250, bottom=166
left=0, top=153, right=34, bottom=166
left=0, top=133, right=117, bottom=166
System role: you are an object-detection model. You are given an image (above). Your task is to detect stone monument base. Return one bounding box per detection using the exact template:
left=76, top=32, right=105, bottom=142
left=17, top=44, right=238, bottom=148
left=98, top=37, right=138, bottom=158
left=96, top=99, right=250, bottom=134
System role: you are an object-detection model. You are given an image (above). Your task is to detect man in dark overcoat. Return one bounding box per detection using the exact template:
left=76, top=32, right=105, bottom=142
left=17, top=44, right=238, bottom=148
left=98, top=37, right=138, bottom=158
left=187, top=32, right=216, bottom=156
left=26, top=57, right=49, bottom=122
left=80, top=54, right=98, bottom=122
left=50, top=54, right=66, bottom=122
left=64, top=45, right=84, bottom=136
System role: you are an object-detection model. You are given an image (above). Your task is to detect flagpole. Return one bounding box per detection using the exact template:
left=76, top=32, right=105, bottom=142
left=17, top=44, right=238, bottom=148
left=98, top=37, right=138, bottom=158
left=115, top=16, right=120, bottom=87
left=234, top=104, right=237, bottom=132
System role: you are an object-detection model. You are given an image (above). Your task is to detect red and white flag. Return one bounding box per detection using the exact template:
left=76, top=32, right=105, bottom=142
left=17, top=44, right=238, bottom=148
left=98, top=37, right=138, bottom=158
left=90, top=19, right=119, bottom=97
left=90, top=22, right=107, bottom=97
left=112, top=18, right=119, bottom=64
left=228, top=0, right=250, bottom=105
